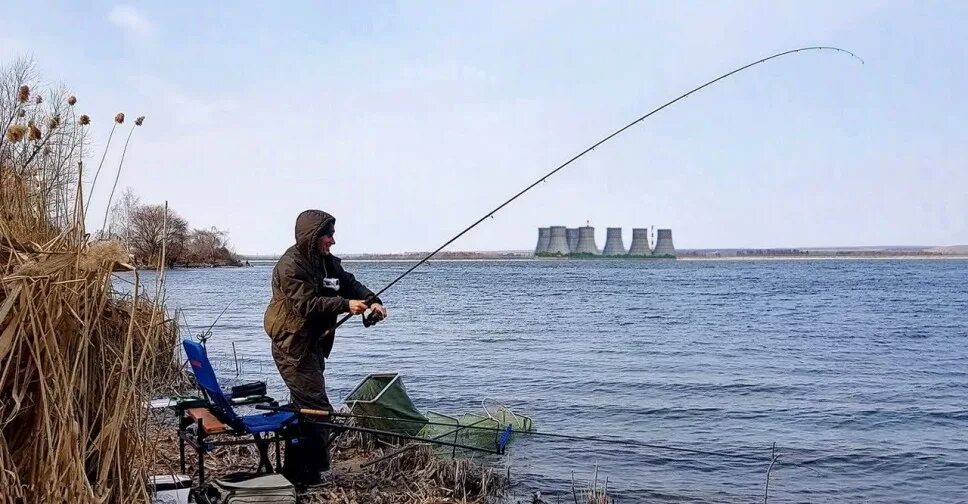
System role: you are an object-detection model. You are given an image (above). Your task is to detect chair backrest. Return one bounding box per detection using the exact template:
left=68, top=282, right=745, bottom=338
left=182, top=339, right=239, bottom=424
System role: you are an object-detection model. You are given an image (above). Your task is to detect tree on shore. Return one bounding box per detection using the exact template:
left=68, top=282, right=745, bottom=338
left=105, top=187, right=140, bottom=243
left=126, top=203, right=188, bottom=267
left=103, top=188, right=240, bottom=267
left=185, top=226, right=231, bottom=264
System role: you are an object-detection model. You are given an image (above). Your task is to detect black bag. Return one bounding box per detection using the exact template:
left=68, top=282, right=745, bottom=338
left=230, top=381, right=266, bottom=398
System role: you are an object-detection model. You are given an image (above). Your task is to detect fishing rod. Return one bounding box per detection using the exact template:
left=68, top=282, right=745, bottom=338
left=255, top=404, right=507, bottom=458
left=258, top=404, right=765, bottom=461
left=307, top=420, right=510, bottom=455
left=359, top=416, right=495, bottom=469
left=333, top=46, right=861, bottom=331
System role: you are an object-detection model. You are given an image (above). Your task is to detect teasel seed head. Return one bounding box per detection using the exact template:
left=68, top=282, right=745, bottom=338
left=6, top=124, right=27, bottom=142
left=27, top=122, right=42, bottom=141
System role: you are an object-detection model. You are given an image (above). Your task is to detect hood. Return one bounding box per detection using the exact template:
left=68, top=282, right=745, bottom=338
left=294, top=209, right=335, bottom=259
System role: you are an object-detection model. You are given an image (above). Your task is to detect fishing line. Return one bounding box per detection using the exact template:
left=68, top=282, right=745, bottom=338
left=262, top=406, right=768, bottom=462
left=310, top=46, right=865, bottom=476
left=333, top=46, right=862, bottom=331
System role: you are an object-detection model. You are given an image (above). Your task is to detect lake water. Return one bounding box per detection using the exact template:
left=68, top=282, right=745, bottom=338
left=134, top=259, right=968, bottom=503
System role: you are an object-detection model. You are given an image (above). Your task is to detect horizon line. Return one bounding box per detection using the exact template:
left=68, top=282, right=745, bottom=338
left=239, top=243, right=968, bottom=259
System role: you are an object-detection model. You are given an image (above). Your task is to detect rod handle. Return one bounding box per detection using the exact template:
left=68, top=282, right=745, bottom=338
left=297, top=407, right=332, bottom=417
left=255, top=404, right=331, bottom=417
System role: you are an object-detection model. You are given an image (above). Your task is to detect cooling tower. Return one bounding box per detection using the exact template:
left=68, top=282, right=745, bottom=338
left=627, top=228, right=652, bottom=256
left=566, top=228, right=579, bottom=253
left=602, top=227, right=626, bottom=256
left=574, top=226, right=599, bottom=255
left=545, top=226, right=571, bottom=255
left=653, top=229, right=676, bottom=257
left=534, top=227, right=550, bottom=255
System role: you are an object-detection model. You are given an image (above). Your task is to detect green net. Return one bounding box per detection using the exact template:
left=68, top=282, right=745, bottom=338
left=417, top=400, right=534, bottom=453
left=344, top=373, right=428, bottom=436
left=343, top=374, right=534, bottom=454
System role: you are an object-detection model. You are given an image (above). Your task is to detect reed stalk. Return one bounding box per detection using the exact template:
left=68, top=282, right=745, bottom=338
left=0, top=61, right=181, bottom=504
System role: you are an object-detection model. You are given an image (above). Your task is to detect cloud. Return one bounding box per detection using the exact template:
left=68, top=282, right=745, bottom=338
left=108, top=5, right=154, bottom=38
left=134, top=76, right=239, bottom=126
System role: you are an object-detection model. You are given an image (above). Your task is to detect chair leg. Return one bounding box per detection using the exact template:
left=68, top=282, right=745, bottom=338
left=178, top=412, right=188, bottom=474
left=198, top=440, right=206, bottom=487
left=179, top=433, right=186, bottom=473
left=275, top=435, right=281, bottom=469
left=197, top=419, right=206, bottom=488
left=253, top=433, right=273, bottom=474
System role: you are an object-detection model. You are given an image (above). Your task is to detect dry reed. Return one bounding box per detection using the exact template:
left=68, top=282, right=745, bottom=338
left=0, top=57, right=183, bottom=503
left=570, top=466, right=614, bottom=504
left=145, top=413, right=506, bottom=504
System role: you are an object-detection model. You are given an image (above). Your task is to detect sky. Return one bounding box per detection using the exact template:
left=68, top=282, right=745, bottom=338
left=2, top=1, right=965, bottom=254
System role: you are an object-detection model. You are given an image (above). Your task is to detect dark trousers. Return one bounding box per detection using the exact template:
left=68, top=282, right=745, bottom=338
left=272, top=337, right=333, bottom=484
left=272, top=338, right=333, bottom=412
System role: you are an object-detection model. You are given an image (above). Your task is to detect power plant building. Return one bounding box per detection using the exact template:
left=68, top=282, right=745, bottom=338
left=566, top=228, right=579, bottom=253
left=545, top=226, right=571, bottom=255
left=533, top=225, right=675, bottom=258
left=574, top=226, right=600, bottom=255
left=602, top=228, right=626, bottom=256
left=627, top=228, right=652, bottom=256
left=534, top=227, right=550, bottom=255
left=653, top=229, right=676, bottom=257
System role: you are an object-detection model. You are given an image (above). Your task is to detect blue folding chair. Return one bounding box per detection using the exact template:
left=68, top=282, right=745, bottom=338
left=180, top=339, right=297, bottom=486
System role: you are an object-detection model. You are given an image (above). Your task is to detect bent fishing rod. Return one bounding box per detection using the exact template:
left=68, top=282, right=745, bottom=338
left=333, top=46, right=862, bottom=331
left=257, top=404, right=765, bottom=461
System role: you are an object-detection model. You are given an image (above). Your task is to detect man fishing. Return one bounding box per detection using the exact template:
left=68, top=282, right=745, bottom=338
left=263, top=209, right=387, bottom=483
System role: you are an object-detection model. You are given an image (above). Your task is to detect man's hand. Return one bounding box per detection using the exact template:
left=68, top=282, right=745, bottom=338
left=348, top=300, right=368, bottom=315
left=368, top=303, right=388, bottom=322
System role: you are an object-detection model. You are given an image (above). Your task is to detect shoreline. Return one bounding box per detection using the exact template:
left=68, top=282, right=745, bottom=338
left=244, top=246, right=968, bottom=263
left=242, top=255, right=968, bottom=264
left=678, top=255, right=968, bottom=261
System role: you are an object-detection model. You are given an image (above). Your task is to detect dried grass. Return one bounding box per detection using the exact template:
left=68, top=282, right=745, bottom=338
left=145, top=413, right=506, bottom=504
left=312, top=430, right=505, bottom=504
left=0, top=57, right=184, bottom=503
left=571, top=466, right=614, bottom=504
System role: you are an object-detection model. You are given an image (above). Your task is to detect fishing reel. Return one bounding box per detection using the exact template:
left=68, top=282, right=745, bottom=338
left=362, top=309, right=379, bottom=328
left=362, top=300, right=383, bottom=328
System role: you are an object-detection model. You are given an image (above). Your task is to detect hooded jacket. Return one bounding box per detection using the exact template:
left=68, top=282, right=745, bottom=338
left=263, top=209, right=380, bottom=358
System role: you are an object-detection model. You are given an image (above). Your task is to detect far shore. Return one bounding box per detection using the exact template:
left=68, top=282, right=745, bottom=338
left=241, top=252, right=968, bottom=263
left=678, top=254, right=968, bottom=261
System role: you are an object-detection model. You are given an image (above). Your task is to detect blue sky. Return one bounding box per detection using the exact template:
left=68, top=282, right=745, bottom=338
left=3, top=1, right=965, bottom=253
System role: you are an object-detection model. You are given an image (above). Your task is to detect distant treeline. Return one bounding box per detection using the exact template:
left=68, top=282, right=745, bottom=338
left=101, top=188, right=241, bottom=268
